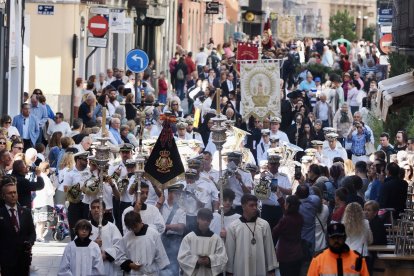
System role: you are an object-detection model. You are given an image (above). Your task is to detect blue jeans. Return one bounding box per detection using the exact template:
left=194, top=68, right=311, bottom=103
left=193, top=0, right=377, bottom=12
left=158, top=94, right=167, bottom=104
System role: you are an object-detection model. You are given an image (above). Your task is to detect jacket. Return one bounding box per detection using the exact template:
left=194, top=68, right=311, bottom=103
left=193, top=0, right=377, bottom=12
left=378, top=176, right=408, bottom=218
left=272, top=198, right=304, bottom=262
left=12, top=114, right=40, bottom=146
left=0, top=205, right=36, bottom=266
left=308, top=245, right=369, bottom=276
left=13, top=173, right=45, bottom=209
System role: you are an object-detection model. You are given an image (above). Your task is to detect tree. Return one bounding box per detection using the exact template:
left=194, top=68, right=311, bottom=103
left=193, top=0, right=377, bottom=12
left=362, top=26, right=375, bottom=42
left=329, top=10, right=357, bottom=41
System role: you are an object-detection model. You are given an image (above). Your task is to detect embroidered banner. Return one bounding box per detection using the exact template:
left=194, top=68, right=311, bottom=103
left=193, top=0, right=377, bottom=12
left=240, top=59, right=281, bottom=120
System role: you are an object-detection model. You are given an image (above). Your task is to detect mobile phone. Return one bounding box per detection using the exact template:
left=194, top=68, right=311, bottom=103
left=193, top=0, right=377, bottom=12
left=294, top=166, right=302, bottom=180
left=270, top=178, right=278, bottom=192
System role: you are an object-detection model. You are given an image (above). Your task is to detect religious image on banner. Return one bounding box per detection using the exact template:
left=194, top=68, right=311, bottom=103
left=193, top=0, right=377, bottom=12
left=240, top=60, right=281, bottom=120
left=144, top=114, right=185, bottom=189
left=277, top=15, right=296, bottom=43
left=236, top=42, right=259, bottom=71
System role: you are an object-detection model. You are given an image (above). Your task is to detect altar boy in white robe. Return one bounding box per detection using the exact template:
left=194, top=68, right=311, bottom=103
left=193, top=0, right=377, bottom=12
left=225, top=194, right=278, bottom=276
left=58, top=219, right=105, bottom=276
left=115, top=211, right=169, bottom=275
left=177, top=208, right=228, bottom=276
left=121, top=182, right=166, bottom=235
left=89, top=199, right=122, bottom=275
left=209, top=188, right=241, bottom=238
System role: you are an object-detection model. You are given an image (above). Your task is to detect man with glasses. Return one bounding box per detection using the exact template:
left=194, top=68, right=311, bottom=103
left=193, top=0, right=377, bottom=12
left=47, top=112, right=71, bottom=137
left=12, top=103, right=40, bottom=152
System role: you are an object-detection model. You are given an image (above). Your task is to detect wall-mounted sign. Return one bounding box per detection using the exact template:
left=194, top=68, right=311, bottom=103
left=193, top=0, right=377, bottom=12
left=206, top=1, right=220, bottom=15
left=38, top=5, right=54, bottom=15
left=87, top=37, right=108, bottom=48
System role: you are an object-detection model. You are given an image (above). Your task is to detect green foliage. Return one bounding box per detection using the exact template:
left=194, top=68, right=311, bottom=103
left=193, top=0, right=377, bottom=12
left=388, top=52, right=414, bottom=77
left=362, top=27, right=375, bottom=42
left=329, top=10, right=357, bottom=41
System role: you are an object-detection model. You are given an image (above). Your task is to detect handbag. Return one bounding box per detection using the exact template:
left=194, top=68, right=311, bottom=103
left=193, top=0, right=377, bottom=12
left=365, top=142, right=375, bottom=156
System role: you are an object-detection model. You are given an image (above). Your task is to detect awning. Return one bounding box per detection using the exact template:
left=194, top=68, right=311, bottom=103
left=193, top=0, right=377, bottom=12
left=376, top=71, right=414, bottom=120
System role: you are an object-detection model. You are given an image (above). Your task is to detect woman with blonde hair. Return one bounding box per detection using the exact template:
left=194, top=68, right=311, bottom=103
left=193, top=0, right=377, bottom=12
left=55, top=152, right=75, bottom=205
left=342, top=202, right=373, bottom=256
left=344, top=159, right=355, bottom=175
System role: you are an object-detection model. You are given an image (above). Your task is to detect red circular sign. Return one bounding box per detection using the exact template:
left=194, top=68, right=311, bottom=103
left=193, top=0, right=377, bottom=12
left=379, top=33, right=392, bottom=55
left=88, top=15, right=109, bottom=37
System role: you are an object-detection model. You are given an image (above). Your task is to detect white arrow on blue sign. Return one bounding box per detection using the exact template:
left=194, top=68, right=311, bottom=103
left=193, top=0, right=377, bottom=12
left=126, top=49, right=149, bottom=73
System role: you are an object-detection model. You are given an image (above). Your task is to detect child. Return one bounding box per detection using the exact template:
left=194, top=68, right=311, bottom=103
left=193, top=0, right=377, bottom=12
left=178, top=208, right=228, bottom=275
left=115, top=211, right=169, bottom=275
left=58, top=219, right=105, bottom=275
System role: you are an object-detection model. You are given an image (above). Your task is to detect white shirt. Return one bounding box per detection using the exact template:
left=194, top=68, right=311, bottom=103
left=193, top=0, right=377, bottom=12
left=226, top=80, right=234, bottom=92
left=322, top=145, right=348, bottom=167
left=270, top=130, right=290, bottom=143
left=22, top=116, right=30, bottom=139
left=107, top=100, right=120, bottom=116
left=160, top=202, right=186, bottom=236
left=47, top=120, right=72, bottom=137
left=5, top=126, right=20, bottom=138
left=195, top=51, right=208, bottom=66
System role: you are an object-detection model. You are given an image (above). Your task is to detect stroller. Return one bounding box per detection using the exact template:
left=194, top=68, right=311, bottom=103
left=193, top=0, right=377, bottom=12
left=49, top=205, right=70, bottom=241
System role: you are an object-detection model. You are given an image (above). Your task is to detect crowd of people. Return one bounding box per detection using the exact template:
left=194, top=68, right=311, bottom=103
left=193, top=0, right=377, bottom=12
left=0, top=34, right=410, bottom=276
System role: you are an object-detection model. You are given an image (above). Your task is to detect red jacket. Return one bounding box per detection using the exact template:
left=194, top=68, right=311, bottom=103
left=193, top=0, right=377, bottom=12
left=185, top=57, right=196, bottom=74
left=158, top=78, right=168, bottom=95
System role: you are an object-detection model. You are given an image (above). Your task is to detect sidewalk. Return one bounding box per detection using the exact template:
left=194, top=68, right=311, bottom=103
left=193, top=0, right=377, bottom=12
left=31, top=238, right=69, bottom=276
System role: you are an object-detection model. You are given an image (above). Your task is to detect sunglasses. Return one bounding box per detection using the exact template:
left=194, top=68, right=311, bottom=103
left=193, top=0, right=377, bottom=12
left=0, top=141, right=6, bottom=145
left=4, top=121, right=11, bottom=124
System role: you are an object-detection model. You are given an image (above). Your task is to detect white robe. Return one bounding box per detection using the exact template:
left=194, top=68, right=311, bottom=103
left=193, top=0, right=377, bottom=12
left=58, top=240, right=105, bottom=276
left=115, top=226, right=169, bottom=275
left=90, top=222, right=123, bottom=275
left=225, top=218, right=278, bottom=276
left=121, top=204, right=166, bottom=235
left=209, top=211, right=241, bottom=235
left=177, top=232, right=228, bottom=276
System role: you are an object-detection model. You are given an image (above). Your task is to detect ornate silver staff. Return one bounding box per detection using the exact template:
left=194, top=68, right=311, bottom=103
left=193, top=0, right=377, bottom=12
left=134, top=155, right=146, bottom=206
left=89, top=137, right=111, bottom=238
left=211, top=112, right=227, bottom=235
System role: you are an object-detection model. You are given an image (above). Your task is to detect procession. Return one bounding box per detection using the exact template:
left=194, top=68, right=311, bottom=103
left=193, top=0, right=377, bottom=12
left=1, top=0, right=414, bottom=275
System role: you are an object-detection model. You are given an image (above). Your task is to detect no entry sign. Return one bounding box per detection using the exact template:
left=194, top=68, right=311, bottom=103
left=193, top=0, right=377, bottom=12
left=88, top=15, right=109, bottom=37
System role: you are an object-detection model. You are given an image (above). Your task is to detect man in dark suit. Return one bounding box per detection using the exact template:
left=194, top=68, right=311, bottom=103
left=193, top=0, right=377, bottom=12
left=379, top=162, right=408, bottom=219
left=220, top=72, right=236, bottom=98
left=198, top=65, right=210, bottom=80
left=0, top=177, right=36, bottom=275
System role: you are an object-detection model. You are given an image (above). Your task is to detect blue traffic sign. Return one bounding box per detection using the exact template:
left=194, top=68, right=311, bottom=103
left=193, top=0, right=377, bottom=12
left=126, top=49, right=149, bottom=73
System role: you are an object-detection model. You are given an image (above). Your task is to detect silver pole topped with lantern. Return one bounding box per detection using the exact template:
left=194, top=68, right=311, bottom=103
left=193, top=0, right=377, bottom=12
left=88, top=136, right=111, bottom=238
left=210, top=106, right=228, bottom=238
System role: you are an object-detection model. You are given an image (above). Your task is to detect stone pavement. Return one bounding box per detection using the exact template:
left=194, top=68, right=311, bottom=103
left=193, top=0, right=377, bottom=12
left=30, top=237, right=69, bottom=276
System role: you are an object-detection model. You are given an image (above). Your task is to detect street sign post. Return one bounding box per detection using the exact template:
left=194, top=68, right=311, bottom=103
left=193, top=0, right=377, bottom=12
left=126, top=49, right=149, bottom=73
left=88, top=15, right=109, bottom=37
left=206, top=1, right=220, bottom=15
left=87, top=37, right=108, bottom=48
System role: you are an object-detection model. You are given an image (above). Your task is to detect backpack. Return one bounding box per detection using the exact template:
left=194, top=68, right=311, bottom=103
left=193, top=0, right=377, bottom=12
left=176, top=68, right=185, bottom=80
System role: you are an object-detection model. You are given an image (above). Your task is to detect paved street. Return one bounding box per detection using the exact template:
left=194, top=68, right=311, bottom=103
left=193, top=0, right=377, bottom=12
left=31, top=237, right=69, bottom=276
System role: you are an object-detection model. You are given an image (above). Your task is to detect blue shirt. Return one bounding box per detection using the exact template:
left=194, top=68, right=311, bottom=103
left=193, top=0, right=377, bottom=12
left=109, top=127, right=122, bottom=145
left=299, top=80, right=316, bottom=92
left=369, top=179, right=382, bottom=202
left=30, top=104, right=48, bottom=127
left=348, top=129, right=370, bottom=155
left=299, top=195, right=320, bottom=247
